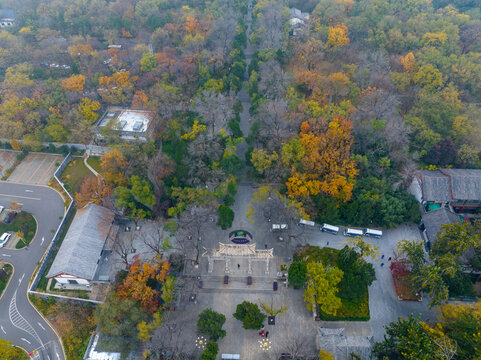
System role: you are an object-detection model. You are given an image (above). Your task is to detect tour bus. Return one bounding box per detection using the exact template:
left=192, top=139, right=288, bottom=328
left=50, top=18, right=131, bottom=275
left=364, top=228, right=383, bottom=238
left=321, top=223, right=340, bottom=235
left=299, top=219, right=315, bottom=227
left=343, top=228, right=364, bottom=237
left=272, top=224, right=288, bottom=231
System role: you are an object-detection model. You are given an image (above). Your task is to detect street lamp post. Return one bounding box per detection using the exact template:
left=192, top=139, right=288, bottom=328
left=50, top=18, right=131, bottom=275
left=258, top=338, right=272, bottom=351
left=195, top=335, right=207, bottom=350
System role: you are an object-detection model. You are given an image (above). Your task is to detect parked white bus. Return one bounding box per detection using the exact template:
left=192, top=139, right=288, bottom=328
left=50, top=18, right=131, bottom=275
left=343, top=228, right=364, bottom=237
left=321, top=223, right=339, bottom=235
left=299, top=219, right=315, bottom=227
left=364, top=228, right=383, bottom=238
left=272, top=224, right=288, bottom=231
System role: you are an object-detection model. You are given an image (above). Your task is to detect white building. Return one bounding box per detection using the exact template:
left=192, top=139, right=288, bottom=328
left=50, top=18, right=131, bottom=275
left=47, top=204, right=115, bottom=286
left=96, top=107, right=154, bottom=141
left=0, top=9, right=15, bottom=27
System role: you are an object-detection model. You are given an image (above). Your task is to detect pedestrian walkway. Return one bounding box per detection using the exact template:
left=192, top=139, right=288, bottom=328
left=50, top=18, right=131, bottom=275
left=83, top=152, right=99, bottom=177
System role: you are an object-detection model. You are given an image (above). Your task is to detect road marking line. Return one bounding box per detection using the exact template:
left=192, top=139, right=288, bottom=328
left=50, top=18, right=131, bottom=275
left=56, top=351, right=60, bottom=359
left=38, top=157, right=59, bottom=185
left=21, top=338, right=31, bottom=344
left=14, top=154, right=37, bottom=181
left=2, top=254, right=11, bottom=257
left=0, top=325, right=6, bottom=334
left=41, top=237, right=45, bottom=245
left=9, top=290, right=43, bottom=346
left=47, top=355, right=51, bottom=360
left=18, top=273, right=25, bottom=285
left=37, top=322, right=45, bottom=331
left=0, top=194, right=41, bottom=200
left=27, top=156, right=48, bottom=184
left=25, top=190, right=34, bottom=193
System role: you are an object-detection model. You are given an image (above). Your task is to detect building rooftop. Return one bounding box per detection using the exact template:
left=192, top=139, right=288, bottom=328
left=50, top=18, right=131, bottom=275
left=98, top=107, right=153, bottom=134
left=0, top=9, right=15, bottom=20
left=47, top=204, right=115, bottom=281
left=422, top=207, right=460, bottom=242
left=421, top=169, right=481, bottom=202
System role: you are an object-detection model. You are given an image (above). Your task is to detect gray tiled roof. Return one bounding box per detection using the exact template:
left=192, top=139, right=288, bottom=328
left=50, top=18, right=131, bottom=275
left=422, top=207, right=460, bottom=242
left=421, top=169, right=481, bottom=202
left=421, top=170, right=451, bottom=202
left=47, top=204, right=115, bottom=281
left=0, top=9, right=15, bottom=20
left=317, top=328, right=373, bottom=360
left=442, top=168, right=481, bottom=201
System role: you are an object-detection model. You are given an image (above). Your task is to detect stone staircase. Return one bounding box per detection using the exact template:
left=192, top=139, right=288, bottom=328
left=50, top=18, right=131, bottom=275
left=198, top=275, right=282, bottom=294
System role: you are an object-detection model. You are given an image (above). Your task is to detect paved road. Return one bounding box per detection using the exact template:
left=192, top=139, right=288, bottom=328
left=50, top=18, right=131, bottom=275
left=0, top=181, right=65, bottom=360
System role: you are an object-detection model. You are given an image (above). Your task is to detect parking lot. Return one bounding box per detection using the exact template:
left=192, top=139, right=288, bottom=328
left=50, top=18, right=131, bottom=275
left=0, top=151, right=17, bottom=177
left=7, top=153, right=63, bottom=185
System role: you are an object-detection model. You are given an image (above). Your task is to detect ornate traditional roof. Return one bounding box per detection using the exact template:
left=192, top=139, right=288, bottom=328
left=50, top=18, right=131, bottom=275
left=203, top=243, right=273, bottom=258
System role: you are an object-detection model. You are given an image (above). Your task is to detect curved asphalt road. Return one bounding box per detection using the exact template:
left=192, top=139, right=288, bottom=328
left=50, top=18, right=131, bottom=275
left=0, top=182, right=65, bottom=360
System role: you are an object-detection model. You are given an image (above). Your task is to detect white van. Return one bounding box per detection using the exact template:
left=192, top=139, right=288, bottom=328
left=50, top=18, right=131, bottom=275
left=365, top=228, right=383, bottom=238
left=343, top=228, right=364, bottom=237
left=299, top=219, right=315, bottom=227
left=321, top=223, right=339, bottom=235
left=0, top=232, right=11, bottom=247
left=272, top=224, right=288, bottom=231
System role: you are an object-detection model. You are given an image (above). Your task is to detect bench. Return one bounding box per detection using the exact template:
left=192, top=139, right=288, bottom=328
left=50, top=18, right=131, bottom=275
left=221, top=354, right=240, bottom=359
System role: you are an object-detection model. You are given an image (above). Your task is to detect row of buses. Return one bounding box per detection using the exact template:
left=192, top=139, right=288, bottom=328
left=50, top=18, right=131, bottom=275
left=274, top=219, right=383, bottom=238
left=320, top=223, right=383, bottom=238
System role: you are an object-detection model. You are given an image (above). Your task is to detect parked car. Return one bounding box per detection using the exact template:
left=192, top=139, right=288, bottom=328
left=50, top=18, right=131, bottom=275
left=0, top=232, right=11, bottom=247
left=4, top=211, right=17, bottom=224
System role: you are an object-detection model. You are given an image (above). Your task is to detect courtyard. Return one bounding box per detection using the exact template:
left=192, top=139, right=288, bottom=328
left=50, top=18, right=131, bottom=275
left=138, top=184, right=436, bottom=358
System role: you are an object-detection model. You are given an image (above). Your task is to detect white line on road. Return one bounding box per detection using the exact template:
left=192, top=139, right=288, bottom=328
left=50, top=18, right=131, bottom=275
left=56, top=352, right=60, bottom=359
left=25, top=190, right=34, bottom=193
left=18, top=273, right=25, bottom=285
left=47, top=355, right=51, bottom=360
left=2, top=254, right=11, bottom=257
left=0, top=325, right=6, bottom=334
left=21, top=338, right=31, bottom=344
left=41, top=237, right=45, bottom=245
left=37, top=322, right=45, bottom=331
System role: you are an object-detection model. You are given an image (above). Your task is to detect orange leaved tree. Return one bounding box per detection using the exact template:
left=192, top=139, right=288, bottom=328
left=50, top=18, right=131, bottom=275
left=117, top=258, right=170, bottom=313
left=286, top=116, right=358, bottom=202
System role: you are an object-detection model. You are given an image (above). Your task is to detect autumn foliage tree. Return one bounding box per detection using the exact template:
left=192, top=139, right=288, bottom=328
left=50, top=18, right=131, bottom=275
left=78, top=98, right=101, bottom=123
left=61, top=74, right=86, bottom=92
left=326, top=23, right=350, bottom=49
left=100, top=149, right=127, bottom=185
left=117, top=258, right=170, bottom=314
left=286, top=117, right=358, bottom=202
left=75, top=176, right=113, bottom=208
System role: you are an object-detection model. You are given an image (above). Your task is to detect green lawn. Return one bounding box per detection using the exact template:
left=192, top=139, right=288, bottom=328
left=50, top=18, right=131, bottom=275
left=0, top=211, right=36, bottom=249
left=0, top=263, right=13, bottom=297
left=294, top=246, right=371, bottom=321
left=61, top=158, right=95, bottom=194
left=86, top=156, right=102, bottom=174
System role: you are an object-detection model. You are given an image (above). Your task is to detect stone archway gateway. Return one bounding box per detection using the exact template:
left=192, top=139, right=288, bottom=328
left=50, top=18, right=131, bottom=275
left=202, top=243, right=274, bottom=275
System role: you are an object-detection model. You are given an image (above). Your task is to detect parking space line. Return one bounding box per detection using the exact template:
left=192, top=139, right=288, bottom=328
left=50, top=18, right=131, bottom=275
left=14, top=155, right=37, bottom=181
left=37, top=157, right=59, bottom=185
left=26, top=156, right=49, bottom=184
left=0, top=194, right=41, bottom=200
